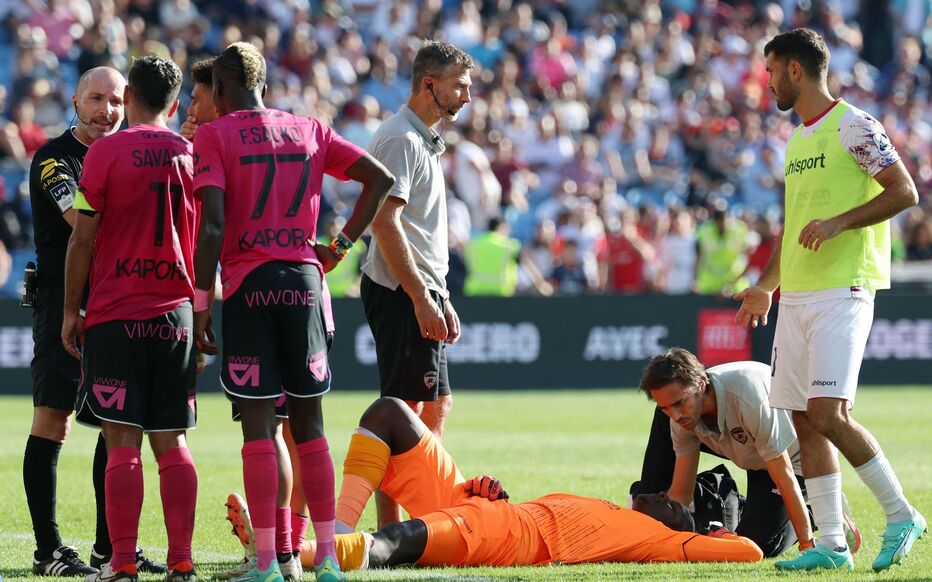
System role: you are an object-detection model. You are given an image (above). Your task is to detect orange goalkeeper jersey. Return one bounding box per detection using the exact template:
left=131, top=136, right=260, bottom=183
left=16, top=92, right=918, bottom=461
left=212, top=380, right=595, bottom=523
left=422, top=494, right=763, bottom=567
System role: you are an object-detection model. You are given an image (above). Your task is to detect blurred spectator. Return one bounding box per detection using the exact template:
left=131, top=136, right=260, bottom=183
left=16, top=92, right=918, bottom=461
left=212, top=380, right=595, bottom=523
left=360, top=53, right=409, bottom=116
left=743, top=215, right=779, bottom=286
left=549, top=239, right=597, bottom=295
left=13, top=100, right=46, bottom=158
left=878, top=36, right=931, bottom=103
left=28, top=0, right=81, bottom=60
left=657, top=207, right=697, bottom=294
left=448, top=129, right=501, bottom=229
left=595, top=208, right=654, bottom=294
left=159, top=0, right=199, bottom=37
left=518, top=219, right=556, bottom=295
left=906, top=217, right=932, bottom=261
left=464, top=217, right=521, bottom=296
left=338, top=97, right=380, bottom=149
left=694, top=202, right=749, bottom=295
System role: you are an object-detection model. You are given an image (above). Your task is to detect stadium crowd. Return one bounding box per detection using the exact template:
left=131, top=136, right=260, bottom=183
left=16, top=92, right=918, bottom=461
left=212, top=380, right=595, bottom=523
left=0, top=0, right=930, bottom=298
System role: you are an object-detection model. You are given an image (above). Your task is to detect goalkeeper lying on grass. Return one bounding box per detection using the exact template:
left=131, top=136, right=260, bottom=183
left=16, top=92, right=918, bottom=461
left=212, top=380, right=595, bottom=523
left=226, top=397, right=763, bottom=571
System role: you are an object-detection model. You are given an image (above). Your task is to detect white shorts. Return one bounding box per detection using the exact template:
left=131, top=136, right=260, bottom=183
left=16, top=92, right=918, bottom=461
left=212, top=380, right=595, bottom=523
left=770, top=288, right=874, bottom=411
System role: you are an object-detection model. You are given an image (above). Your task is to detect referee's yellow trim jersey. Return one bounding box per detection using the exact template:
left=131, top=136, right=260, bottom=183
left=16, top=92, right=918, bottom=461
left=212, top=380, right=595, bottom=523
left=781, top=100, right=889, bottom=292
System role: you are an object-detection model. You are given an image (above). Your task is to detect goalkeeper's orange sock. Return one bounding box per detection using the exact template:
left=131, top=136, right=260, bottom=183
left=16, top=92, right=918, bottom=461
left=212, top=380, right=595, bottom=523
left=335, top=429, right=390, bottom=530
left=298, top=532, right=372, bottom=570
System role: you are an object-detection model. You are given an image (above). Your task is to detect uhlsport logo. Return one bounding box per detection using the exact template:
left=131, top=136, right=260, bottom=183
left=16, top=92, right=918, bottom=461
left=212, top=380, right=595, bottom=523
left=308, top=350, right=328, bottom=383
left=93, top=377, right=127, bottom=410
left=784, top=153, right=826, bottom=176
left=424, top=371, right=438, bottom=391
left=228, top=356, right=260, bottom=387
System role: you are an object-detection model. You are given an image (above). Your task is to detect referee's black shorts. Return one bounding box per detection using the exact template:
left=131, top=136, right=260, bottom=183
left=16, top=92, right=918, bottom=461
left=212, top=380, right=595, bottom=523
left=31, top=284, right=81, bottom=410
left=361, top=275, right=450, bottom=402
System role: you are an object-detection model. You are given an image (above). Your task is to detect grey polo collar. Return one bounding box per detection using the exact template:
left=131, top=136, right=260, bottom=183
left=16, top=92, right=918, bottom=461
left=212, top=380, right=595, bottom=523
left=400, top=105, right=445, bottom=154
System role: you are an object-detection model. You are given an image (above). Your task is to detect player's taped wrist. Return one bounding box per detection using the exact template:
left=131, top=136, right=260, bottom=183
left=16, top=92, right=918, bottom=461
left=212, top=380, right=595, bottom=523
left=328, top=231, right=354, bottom=261
left=194, top=288, right=211, bottom=312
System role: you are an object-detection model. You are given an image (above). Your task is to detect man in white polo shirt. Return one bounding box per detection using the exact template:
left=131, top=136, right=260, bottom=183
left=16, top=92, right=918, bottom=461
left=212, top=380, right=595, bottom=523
left=360, top=40, right=474, bottom=529
left=637, top=348, right=859, bottom=558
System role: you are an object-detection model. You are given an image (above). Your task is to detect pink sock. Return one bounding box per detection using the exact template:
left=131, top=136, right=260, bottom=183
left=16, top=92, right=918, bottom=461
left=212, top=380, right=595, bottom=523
left=275, top=506, right=292, bottom=554
left=291, top=512, right=309, bottom=552
left=242, top=439, right=278, bottom=570
left=106, top=447, right=143, bottom=569
left=157, top=447, right=197, bottom=566
left=297, top=438, right=336, bottom=566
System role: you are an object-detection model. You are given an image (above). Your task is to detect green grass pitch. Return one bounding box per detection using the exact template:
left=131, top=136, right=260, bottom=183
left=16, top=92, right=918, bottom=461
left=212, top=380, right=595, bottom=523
left=1, top=388, right=930, bottom=581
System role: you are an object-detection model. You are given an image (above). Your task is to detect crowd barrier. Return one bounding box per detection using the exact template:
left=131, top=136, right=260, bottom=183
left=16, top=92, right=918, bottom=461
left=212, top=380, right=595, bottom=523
left=0, top=292, right=929, bottom=395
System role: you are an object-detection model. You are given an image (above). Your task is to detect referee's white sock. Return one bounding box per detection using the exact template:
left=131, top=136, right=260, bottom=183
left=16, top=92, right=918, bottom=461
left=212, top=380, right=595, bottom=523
left=807, top=473, right=847, bottom=551
left=854, top=450, right=913, bottom=524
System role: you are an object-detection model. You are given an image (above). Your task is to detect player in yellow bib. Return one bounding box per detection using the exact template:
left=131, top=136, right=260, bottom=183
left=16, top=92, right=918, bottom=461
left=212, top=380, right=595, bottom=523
left=734, top=28, right=925, bottom=572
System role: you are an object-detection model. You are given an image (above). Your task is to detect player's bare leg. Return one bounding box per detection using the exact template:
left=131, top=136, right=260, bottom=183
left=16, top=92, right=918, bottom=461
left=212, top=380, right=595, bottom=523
left=418, top=394, right=453, bottom=440
left=805, top=398, right=924, bottom=571
left=377, top=396, right=451, bottom=527
left=30, top=406, right=72, bottom=442
left=300, top=519, right=429, bottom=570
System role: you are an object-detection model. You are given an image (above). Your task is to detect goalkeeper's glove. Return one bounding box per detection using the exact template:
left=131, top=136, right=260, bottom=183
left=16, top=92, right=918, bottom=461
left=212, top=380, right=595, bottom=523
left=464, top=475, right=509, bottom=501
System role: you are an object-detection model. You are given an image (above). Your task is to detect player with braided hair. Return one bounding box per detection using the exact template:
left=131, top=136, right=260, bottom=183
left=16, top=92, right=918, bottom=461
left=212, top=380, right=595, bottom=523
left=191, top=42, right=394, bottom=582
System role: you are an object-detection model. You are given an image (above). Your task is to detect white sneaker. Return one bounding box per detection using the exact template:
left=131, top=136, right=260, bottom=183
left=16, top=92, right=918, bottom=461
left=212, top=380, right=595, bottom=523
left=85, top=563, right=137, bottom=582
left=212, top=557, right=254, bottom=581
left=278, top=554, right=302, bottom=580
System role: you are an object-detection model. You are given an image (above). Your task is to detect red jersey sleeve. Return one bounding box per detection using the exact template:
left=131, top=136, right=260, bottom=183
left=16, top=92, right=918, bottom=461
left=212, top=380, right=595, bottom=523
left=78, top=139, right=113, bottom=212
left=321, top=122, right=365, bottom=181
left=193, top=123, right=226, bottom=191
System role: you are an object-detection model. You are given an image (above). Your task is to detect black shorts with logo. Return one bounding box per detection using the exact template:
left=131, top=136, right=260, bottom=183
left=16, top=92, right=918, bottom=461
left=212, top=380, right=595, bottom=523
left=32, top=284, right=81, bottom=410
left=360, top=275, right=451, bottom=402
left=221, top=261, right=332, bottom=400
left=76, top=303, right=196, bottom=431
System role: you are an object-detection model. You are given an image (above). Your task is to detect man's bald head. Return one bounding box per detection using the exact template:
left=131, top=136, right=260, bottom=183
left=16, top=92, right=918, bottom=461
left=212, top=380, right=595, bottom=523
left=72, top=66, right=125, bottom=143
left=75, top=66, right=125, bottom=97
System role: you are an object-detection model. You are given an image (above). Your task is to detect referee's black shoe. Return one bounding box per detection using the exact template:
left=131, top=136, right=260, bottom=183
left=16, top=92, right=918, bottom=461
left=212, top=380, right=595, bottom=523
left=89, top=547, right=167, bottom=574
left=33, top=546, right=98, bottom=577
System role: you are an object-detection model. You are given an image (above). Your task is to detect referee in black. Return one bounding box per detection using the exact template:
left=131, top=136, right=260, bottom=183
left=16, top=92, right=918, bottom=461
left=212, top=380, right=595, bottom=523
left=23, top=66, right=163, bottom=576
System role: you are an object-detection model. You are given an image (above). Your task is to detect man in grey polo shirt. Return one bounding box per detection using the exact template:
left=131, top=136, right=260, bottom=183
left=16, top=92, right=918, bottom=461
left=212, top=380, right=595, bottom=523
left=360, top=40, right=473, bottom=528
left=635, top=348, right=860, bottom=558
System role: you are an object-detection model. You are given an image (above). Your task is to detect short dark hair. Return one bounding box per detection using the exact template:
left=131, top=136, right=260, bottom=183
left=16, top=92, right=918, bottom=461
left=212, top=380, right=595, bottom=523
left=214, top=42, right=266, bottom=91
left=190, top=57, right=215, bottom=86
left=640, top=347, right=708, bottom=399
left=411, top=40, right=474, bottom=93
left=763, top=28, right=829, bottom=79
left=128, top=55, right=182, bottom=112
left=678, top=504, right=697, bottom=532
